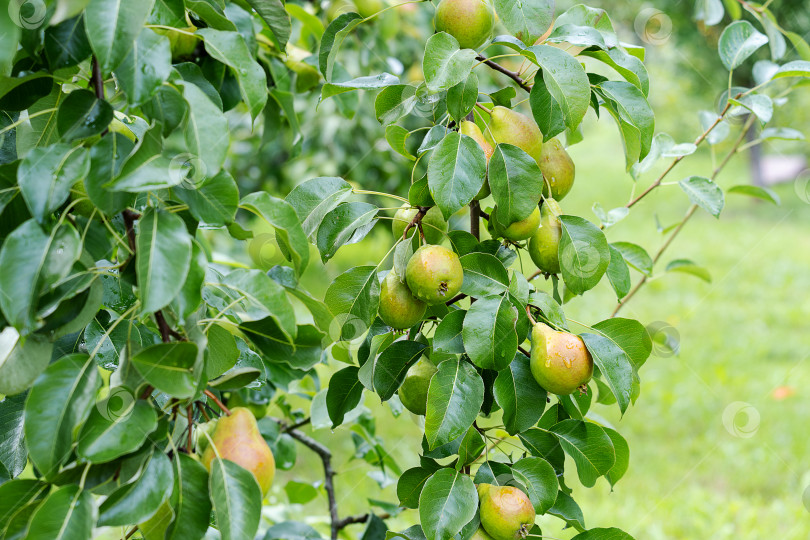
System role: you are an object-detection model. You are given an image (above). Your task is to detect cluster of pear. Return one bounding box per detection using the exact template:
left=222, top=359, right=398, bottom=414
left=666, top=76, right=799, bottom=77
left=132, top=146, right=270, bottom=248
left=473, top=484, right=536, bottom=540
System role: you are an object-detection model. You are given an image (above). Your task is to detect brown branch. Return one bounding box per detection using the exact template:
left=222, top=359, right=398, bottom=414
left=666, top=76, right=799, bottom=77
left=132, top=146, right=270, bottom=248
left=626, top=95, right=740, bottom=209
left=204, top=390, right=232, bottom=416
left=282, top=416, right=312, bottom=433
left=336, top=512, right=392, bottom=530
left=445, top=293, right=467, bottom=306
left=476, top=55, right=531, bottom=92
left=402, top=206, right=429, bottom=240
left=121, top=210, right=139, bottom=252
left=186, top=406, right=194, bottom=453
left=154, top=311, right=172, bottom=343
left=518, top=345, right=530, bottom=357
left=139, top=385, right=154, bottom=400
left=91, top=57, right=104, bottom=100
left=470, top=200, right=481, bottom=240
left=197, top=402, right=211, bottom=422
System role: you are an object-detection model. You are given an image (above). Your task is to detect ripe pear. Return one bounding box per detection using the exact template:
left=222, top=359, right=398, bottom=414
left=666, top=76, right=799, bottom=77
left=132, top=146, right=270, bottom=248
left=379, top=271, right=427, bottom=330
left=398, top=356, right=438, bottom=415
left=529, top=323, right=593, bottom=395
left=477, top=483, right=536, bottom=540
left=527, top=199, right=562, bottom=274
left=491, top=206, right=541, bottom=242
left=354, top=0, right=384, bottom=18
left=470, top=527, right=496, bottom=540
left=434, top=0, right=494, bottom=50
left=201, top=407, right=276, bottom=495
left=538, top=139, right=575, bottom=200
left=392, top=205, right=448, bottom=245
left=405, top=245, right=463, bottom=305
left=460, top=120, right=494, bottom=199
left=485, top=106, right=543, bottom=163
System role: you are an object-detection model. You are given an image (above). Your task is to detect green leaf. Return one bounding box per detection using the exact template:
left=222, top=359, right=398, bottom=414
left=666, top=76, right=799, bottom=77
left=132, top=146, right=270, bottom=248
left=727, top=184, right=780, bottom=205
left=665, top=259, right=712, bottom=282
left=386, top=125, right=415, bottom=160
left=459, top=253, right=509, bottom=298
left=244, top=0, right=291, bottom=49
left=44, top=15, right=92, bottom=69
left=526, top=44, right=590, bottom=132
left=433, top=309, right=466, bottom=355
left=85, top=133, right=136, bottom=214
left=373, top=341, right=428, bottom=401
left=241, top=191, right=311, bottom=275
left=591, top=318, right=652, bottom=370
left=547, top=490, right=585, bottom=532
left=580, top=48, right=649, bottom=96
left=26, top=485, right=95, bottom=540
left=77, top=400, right=158, bottom=463
left=130, top=343, right=199, bottom=398
left=730, top=93, right=773, bottom=123
left=316, top=202, right=379, bottom=262
left=679, top=176, right=724, bottom=218
left=0, top=72, right=54, bottom=112
left=375, top=85, right=418, bottom=125
left=116, top=28, right=172, bottom=106
left=427, top=132, right=487, bottom=220
left=511, top=456, right=558, bottom=514
left=18, top=143, right=90, bottom=222
left=527, top=291, right=567, bottom=330
left=489, top=144, right=544, bottom=226
left=611, top=242, right=653, bottom=276
left=198, top=28, right=268, bottom=120
left=418, top=468, right=477, bottom=540
left=718, top=20, right=769, bottom=70
left=603, top=427, right=630, bottom=488
left=572, top=528, right=635, bottom=540
left=422, top=32, right=477, bottom=93
left=0, top=480, right=49, bottom=537
left=285, top=176, right=353, bottom=238
left=494, top=0, right=554, bottom=46
left=264, top=521, right=324, bottom=540
left=772, top=60, right=810, bottom=79
left=605, top=245, right=631, bottom=300
left=597, top=81, right=655, bottom=163
left=24, top=354, right=101, bottom=479
left=557, top=215, right=610, bottom=296
left=322, top=73, right=400, bottom=100
left=548, top=419, right=615, bottom=487
left=457, top=426, right=486, bottom=466
left=174, top=169, right=239, bottom=226
left=84, top=0, right=156, bottom=72
left=98, top=449, right=174, bottom=526
left=0, top=329, right=53, bottom=396
left=166, top=453, right=212, bottom=539
left=580, top=333, right=634, bottom=415
left=326, top=366, right=364, bottom=428
left=494, top=353, right=547, bottom=435
left=185, top=0, right=236, bottom=30
left=446, top=72, right=478, bottom=122
left=136, top=208, right=193, bottom=313
left=319, top=12, right=364, bottom=80
left=425, top=358, right=484, bottom=449
left=324, top=266, right=381, bottom=341
left=695, top=0, right=725, bottom=25
left=0, top=392, right=27, bottom=478
left=209, top=458, right=263, bottom=540
left=397, top=467, right=434, bottom=509
left=220, top=268, right=297, bottom=342
left=178, top=80, right=229, bottom=177
left=462, top=294, right=518, bottom=371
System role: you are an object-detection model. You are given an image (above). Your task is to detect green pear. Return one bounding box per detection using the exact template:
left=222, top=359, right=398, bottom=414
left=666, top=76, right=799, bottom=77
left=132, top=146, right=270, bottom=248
left=354, top=0, right=384, bottom=18
left=538, top=138, right=575, bottom=200
left=460, top=120, right=494, bottom=199
left=477, top=483, right=536, bottom=540
left=491, top=206, right=541, bottom=242
left=527, top=199, right=562, bottom=274
left=392, top=205, right=448, bottom=245
left=398, top=357, right=438, bottom=415
left=470, top=527, right=496, bottom=540
left=434, top=0, right=494, bottom=50
left=529, top=323, right=593, bottom=395
left=379, top=271, right=427, bottom=330
left=485, top=106, right=543, bottom=163
left=405, top=245, right=464, bottom=305
left=201, top=407, right=276, bottom=495
left=327, top=0, right=355, bottom=21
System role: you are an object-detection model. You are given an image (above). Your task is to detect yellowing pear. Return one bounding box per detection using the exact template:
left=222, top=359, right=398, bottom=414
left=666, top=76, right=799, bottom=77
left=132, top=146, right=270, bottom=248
left=392, top=205, right=448, bottom=245
left=527, top=199, right=562, bottom=274
left=460, top=120, right=494, bottom=200
left=201, top=407, right=276, bottom=495
left=434, top=0, right=495, bottom=50
left=405, top=245, right=463, bottom=305
left=478, top=483, right=536, bottom=540
left=529, top=323, right=594, bottom=395
left=485, top=106, right=543, bottom=162
left=538, top=138, right=576, bottom=200
left=491, top=206, right=541, bottom=242
left=379, top=271, right=427, bottom=330
left=398, top=357, right=438, bottom=415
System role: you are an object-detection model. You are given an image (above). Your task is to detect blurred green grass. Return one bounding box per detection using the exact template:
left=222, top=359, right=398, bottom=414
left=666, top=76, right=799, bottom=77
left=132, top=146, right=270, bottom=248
left=261, top=116, right=810, bottom=539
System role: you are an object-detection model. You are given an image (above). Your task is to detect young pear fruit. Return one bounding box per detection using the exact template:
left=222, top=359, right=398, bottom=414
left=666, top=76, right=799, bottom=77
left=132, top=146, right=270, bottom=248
left=538, top=139, right=575, bottom=200
left=527, top=199, right=562, bottom=274
left=354, top=0, right=384, bottom=18
left=477, top=483, right=536, bottom=540
left=398, top=356, right=438, bottom=415
left=379, top=271, right=427, bottom=330
left=491, top=206, right=541, bottom=242
left=460, top=120, right=494, bottom=199
left=434, top=0, right=495, bottom=50
left=201, top=407, right=276, bottom=495
left=485, top=106, right=543, bottom=163
left=405, top=245, right=463, bottom=305
left=392, top=205, right=448, bottom=245
left=529, top=323, right=594, bottom=395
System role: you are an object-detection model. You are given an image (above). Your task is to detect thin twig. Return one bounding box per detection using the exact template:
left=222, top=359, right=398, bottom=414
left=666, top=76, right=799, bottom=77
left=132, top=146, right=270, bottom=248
left=470, top=200, right=481, bottom=240
left=204, top=390, right=231, bottom=416
left=476, top=54, right=531, bottom=92
left=336, top=512, right=392, bottom=530
left=282, top=417, right=312, bottom=433
left=402, top=206, right=429, bottom=241
left=518, top=345, right=531, bottom=357
left=445, top=293, right=467, bottom=306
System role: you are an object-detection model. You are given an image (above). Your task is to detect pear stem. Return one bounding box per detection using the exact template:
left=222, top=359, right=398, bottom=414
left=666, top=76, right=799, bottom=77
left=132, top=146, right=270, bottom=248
left=526, top=305, right=538, bottom=326
left=204, top=390, right=231, bottom=416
